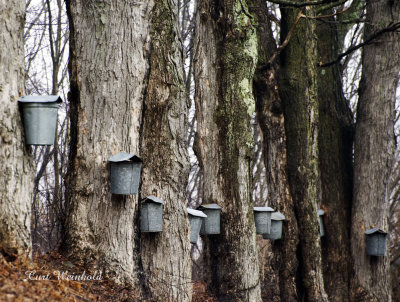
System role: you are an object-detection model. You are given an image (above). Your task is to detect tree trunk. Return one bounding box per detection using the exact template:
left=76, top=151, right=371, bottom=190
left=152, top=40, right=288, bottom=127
left=139, top=0, right=192, bottom=300
left=351, top=1, right=400, bottom=301
left=249, top=1, right=299, bottom=301
left=316, top=12, right=354, bottom=302
left=278, top=5, right=328, bottom=302
left=64, top=0, right=154, bottom=286
left=0, top=0, right=34, bottom=258
left=193, top=1, right=261, bottom=301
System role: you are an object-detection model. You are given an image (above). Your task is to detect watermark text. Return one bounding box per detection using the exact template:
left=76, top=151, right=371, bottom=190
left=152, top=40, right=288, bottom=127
left=25, top=270, right=102, bottom=281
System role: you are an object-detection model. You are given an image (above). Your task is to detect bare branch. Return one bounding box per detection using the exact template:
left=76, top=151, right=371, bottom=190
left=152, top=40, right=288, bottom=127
left=320, top=22, right=400, bottom=67
left=267, top=0, right=348, bottom=9
left=258, top=11, right=302, bottom=70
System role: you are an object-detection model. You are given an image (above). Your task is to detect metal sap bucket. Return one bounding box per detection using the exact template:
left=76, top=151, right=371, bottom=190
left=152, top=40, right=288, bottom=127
left=140, top=196, right=164, bottom=232
left=108, top=152, right=142, bottom=195
left=365, top=228, right=387, bottom=256
left=199, top=203, right=221, bottom=235
left=263, top=211, right=285, bottom=240
left=254, top=206, right=274, bottom=234
left=318, top=209, right=325, bottom=237
left=18, top=95, right=62, bottom=145
left=188, top=208, right=207, bottom=244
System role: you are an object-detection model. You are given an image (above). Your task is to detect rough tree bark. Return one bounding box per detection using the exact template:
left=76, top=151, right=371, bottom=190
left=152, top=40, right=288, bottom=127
left=278, top=5, right=328, bottom=302
left=351, top=1, right=400, bottom=301
left=249, top=1, right=299, bottom=301
left=316, top=11, right=354, bottom=302
left=139, top=0, right=192, bottom=300
left=193, top=0, right=261, bottom=300
left=64, top=0, right=154, bottom=285
left=0, top=0, right=35, bottom=258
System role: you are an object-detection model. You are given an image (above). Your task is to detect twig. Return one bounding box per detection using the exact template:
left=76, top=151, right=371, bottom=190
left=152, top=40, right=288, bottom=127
left=268, top=11, right=281, bottom=27
left=238, top=0, right=254, bottom=20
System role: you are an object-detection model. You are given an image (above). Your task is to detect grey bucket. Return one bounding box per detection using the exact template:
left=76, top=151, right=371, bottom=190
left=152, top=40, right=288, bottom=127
left=263, top=212, right=285, bottom=240
left=140, top=196, right=164, bottom=232
left=254, top=206, right=274, bottom=234
left=318, top=209, right=325, bottom=237
left=108, top=152, right=142, bottom=195
left=199, top=203, right=221, bottom=235
left=365, top=228, right=387, bottom=256
left=188, top=208, right=207, bottom=244
left=18, top=95, right=62, bottom=145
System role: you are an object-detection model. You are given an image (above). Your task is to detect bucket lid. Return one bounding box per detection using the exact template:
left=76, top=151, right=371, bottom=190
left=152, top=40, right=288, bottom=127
left=143, top=195, right=164, bottom=204
left=108, top=152, right=142, bottom=162
left=199, top=203, right=221, bottom=210
left=18, top=95, right=62, bottom=103
left=187, top=208, right=207, bottom=218
left=365, top=228, right=387, bottom=235
left=254, top=206, right=274, bottom=212
left=271, top=211, right=285, bottom=221
left=317, top=209, right=325, bottom=216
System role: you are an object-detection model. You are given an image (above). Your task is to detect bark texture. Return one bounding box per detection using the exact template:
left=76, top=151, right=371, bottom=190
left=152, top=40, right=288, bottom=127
left=64, top=0, right=154, bottom=285
left=278, top=5, right=328, bottom=302
left=316, top=13, right=354, bottom=302
left=351, top=1, right=400, bottom=301
left=193, top=0, right=261, bottom=300
left=139, top=0, right=192, bottom=300
left=249, top=1, right=299, bottom=301
left=0, top=0, right=34, bottom=258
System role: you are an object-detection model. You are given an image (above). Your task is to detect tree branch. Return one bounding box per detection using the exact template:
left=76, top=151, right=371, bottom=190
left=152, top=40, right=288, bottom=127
left=320, top=22, right=400, bottom=67
left=316, top=0, right=348, bottom=13
left=238, top=0, right=254, bottom=20
left=258, top=11, right=302, bottom=70
left=267, top=0, right=348, bottom=9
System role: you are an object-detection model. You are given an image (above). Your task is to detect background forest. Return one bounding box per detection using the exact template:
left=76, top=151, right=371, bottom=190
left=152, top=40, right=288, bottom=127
left=1, top=0, right=400, bottom=301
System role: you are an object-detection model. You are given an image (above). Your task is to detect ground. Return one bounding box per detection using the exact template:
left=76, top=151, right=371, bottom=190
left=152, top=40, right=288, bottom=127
left=0, top=251, right=216, bottom=301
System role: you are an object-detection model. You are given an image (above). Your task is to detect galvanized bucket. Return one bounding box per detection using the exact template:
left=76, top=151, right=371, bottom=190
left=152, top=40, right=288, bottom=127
left=140, top=196, right=164, bottom=232
left=318, top=209, right=325, bottom=237
left=108, top=152, right=142, bottom=195
left=365, top=228, right=387, bottom=256
left=254, top=206, right=274, bottom=234
left=199, top=203, right=221, bottom=235
left=18, top=95, right=62, bottom=145
left=188, top=208, right=207, bottom=244
left=263, top=212, right=285, bottom=240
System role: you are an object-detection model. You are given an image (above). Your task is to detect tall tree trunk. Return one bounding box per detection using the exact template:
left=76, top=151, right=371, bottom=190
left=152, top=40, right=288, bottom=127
left=351, top=1, right=400, bottom=301
left=64, top=0, right=154, bottom=285
left=139, top=0, right=192, bottom=300
left=47, top=0, right=62, bottom=252
left=278, top=5, right=328, bottom=302
left=249, top=1, right=299, bottom=301
left=193, top=0, right=261, bottom=301
left=0, top=0, right=34, bottom=258
left=316, top=12, right=354, bottom=302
